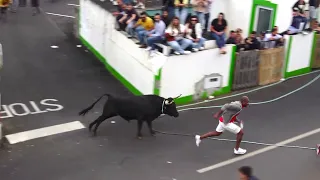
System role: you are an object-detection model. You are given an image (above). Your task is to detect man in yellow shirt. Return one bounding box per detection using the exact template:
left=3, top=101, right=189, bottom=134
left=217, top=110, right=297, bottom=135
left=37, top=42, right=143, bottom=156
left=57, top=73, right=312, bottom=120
left=133, top=11, right=155, bottom=48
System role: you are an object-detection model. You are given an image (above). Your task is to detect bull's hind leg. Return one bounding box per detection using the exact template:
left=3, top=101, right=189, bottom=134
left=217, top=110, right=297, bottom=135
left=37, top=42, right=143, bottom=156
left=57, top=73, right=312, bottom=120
left=89, top=115, right=105, bottom=133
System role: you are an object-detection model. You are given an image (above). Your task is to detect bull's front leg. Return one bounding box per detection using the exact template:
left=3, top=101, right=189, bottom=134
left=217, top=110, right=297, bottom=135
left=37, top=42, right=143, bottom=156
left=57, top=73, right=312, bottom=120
left=137, top=120, right=143, bottom=139
left=147, top=121, right=156, bottom=136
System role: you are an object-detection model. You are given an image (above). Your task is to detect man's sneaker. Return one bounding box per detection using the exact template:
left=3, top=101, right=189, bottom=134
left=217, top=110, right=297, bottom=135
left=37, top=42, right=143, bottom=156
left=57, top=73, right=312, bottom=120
left=317, top=144, right=320, bottom=155
left=145, top=46, right=152, bottom=51
left=234, top=148, right=247, bottom=155
left=174, top=51, right=181, bottom=55
left=199, top=47, right=205, bottom=50
left=192, top=48, right=199, bottom=52
left=183, top=51, right=191, bottom=55
left=195, top=135, right=201, bottom=147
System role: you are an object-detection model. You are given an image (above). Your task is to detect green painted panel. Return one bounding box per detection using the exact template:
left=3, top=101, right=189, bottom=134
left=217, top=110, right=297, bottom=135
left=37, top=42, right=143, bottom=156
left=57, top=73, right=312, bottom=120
left=249, top=0, right=277, bottom=36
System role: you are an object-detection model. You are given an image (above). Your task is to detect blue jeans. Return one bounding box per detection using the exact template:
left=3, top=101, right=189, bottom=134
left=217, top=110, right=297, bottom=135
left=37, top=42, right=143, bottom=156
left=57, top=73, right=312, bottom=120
left=167, top=6, right=175, bottom=21
left=167, top=38, right=193, bottom=54
left=126, top=21, right=137, bottom=37
left=136, top=26, right=149, bottom=44
left=211, top=32, right=226, bottom=48
left=192, top=37, right=206, bottom=49
left=146, top=36, right=164, bottom=49
left=175, top=8, right=188, bottom=24
left=195, top=12, right=205, bottom=29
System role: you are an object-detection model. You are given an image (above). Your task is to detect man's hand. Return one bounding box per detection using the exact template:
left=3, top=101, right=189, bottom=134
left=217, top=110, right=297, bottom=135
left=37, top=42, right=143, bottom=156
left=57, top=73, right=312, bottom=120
left=194, top=38, right=200, bottom=42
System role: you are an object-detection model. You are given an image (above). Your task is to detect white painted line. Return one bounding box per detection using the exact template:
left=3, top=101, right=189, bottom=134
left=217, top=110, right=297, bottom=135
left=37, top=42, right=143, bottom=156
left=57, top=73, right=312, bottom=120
left=5, top=121, right=85, bottom=144
left=197, top=127, right=320, bottom=173
left=45, top=12, right=75, bottom=19
left=67, top=3, right=80, bottom=7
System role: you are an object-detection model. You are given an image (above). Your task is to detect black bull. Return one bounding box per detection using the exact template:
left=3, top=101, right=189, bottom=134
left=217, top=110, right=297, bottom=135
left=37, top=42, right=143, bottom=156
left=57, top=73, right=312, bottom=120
left=79, top=94, right=181, bottom=139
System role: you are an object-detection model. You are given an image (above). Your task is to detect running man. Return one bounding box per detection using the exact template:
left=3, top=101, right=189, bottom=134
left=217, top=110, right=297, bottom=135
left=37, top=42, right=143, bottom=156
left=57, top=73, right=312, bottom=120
left=195, top=96, right=250, bottom=155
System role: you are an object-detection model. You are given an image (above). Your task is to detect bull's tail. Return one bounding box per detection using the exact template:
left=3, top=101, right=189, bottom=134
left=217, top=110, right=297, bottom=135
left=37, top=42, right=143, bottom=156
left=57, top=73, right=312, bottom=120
left=79, top=94, right=110, bottom=116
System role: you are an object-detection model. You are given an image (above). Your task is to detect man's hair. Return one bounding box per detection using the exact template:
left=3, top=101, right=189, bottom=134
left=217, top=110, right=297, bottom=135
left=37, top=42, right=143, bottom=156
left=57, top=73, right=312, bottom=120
left=239, top=166, right=252, bottom=177
left=251, top=31, right=256, bottom=34
left=154, top=13, right=160, bottom=16
left=271, top=27, right=277, bottom=32
left=230, top=30, right=235, bottom=33
left=140, top=11, right=147, bottom=16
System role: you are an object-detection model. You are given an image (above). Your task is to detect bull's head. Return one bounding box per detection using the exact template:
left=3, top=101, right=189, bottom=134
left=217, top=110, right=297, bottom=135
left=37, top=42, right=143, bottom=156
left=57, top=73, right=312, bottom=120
left=163, top=94, right=181, bottom=117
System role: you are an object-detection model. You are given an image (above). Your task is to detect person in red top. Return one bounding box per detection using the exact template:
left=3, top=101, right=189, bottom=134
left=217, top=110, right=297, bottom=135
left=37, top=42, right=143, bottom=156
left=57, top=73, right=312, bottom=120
left=195, top=96, right=250, bottom=155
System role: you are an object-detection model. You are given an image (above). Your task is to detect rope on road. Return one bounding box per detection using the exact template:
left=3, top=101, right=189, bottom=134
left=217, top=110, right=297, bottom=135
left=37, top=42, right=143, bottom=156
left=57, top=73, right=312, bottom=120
left=153, top=129, right=317, bottom=151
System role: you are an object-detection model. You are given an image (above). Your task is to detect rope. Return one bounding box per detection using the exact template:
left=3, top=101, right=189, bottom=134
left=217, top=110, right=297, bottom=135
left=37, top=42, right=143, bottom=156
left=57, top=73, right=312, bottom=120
left=154, top=129, right=316, bottom=150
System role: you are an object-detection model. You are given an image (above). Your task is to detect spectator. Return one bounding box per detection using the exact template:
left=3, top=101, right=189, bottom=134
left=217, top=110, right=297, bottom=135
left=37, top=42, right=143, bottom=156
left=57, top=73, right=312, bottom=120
left=285, top=8, right=307, bottom=35
left=238, top=166, right=259, bottom=180
left=204, top=0, right=213, bottom=32
left=134, top=0, right=145, bottom=9
left=210, top=12, right=228, bottom=54
left=185, top=15, right=206, bottom=51
left=309, top=0, right=320, bottom=29
left=161, top=9, right=171, bottom=26
left=191, top=0, right=208, bottom=29
left=264, top=28, right=284, bottom=48
left=10, top=0, right=17, bottom=13
left=165, top=17, right=192, bottom=55
left=132, top=12, right=155, bottom=47
left=0, top=0, right=10, bottom=20
left=313, top=21, right=320, bottom=33
left=226, top=30, right=237, bottom=44
left=113, top=1, right=127, bottom=31
left=244, top=31, right=260, bottom=51
left=119, top=3, right=139, bottom=38
left=145, top=13, right=166, bottom=51
left=162, top=0, right=175, bottom=21
left=292, top=0, right=308, bottom=30
left=257, top=31, right=267, bottom=49
left=235, top=28, right=244, bottom=44
left=174, top=0, right=189, bottom=24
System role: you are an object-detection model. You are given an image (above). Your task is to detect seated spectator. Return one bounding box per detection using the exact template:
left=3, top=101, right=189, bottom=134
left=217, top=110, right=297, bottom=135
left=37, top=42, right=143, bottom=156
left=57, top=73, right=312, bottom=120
left=191, top=0, right=208, bottom=29
left=257, top=31, right=267, bottom=49
left=244, top=31, right=260, bottom=51
left=313, top=21, right=320, bottom=34
left=226, top=30, right=237, bottom=44
left=119, top=3, right=140, bottom=38
left=175, top=0, right=189, bottom=25
left=113, top=1, right=127, bottom=31
left=161, top=9, right=171, bottom=26
left=282, top=8, right=307, bottom=35
left=263, top=27, right=284, bottom=48
left=235, top=28, right=244, bottom=44
left=132, top=12, right=155, bottom=47
left=165, top=17, right=192, bottom=55
left=210, top=12, right=228, bottom=54
left=143, top=13, right=166, bottom=51
left=292, top=0, right=308, bottom=30
left=185, top=15, right=206, bottom=51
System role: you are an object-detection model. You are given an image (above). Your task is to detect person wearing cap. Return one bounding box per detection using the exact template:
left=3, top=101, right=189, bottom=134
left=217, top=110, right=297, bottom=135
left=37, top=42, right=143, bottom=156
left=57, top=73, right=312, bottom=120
left=195, top=96, right=250, bottom=155
left=238, top=166, right=260, bottom=180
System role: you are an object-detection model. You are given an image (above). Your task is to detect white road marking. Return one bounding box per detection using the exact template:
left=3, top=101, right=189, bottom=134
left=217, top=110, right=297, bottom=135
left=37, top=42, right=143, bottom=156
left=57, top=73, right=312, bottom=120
left=45, top=12, right=75, bottom=18
left=5, top=121, right=85, bottom=144
left=0, top=99, right=64, bottom=119
left=67, top=3, right=80, bottom=6
left=197, top=127, right=320, bottom=173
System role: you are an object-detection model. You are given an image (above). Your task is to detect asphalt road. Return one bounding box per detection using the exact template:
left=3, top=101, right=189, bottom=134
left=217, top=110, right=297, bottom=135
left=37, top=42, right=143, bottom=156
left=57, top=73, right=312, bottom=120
left=0, top=4, right=320, bottom=180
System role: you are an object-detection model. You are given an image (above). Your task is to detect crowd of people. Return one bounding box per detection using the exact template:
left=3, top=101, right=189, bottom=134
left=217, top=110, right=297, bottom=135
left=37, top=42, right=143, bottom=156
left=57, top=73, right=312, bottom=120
left=113, top=0, right=320, bottom=56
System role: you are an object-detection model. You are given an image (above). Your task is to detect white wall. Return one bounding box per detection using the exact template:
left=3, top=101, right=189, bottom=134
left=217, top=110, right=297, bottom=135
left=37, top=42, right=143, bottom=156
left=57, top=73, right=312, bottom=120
left=160, top=45, right=234, bottom=98
left=285, top=32, right=314, bottom=74
left=80, top=0, right=158, bottom=95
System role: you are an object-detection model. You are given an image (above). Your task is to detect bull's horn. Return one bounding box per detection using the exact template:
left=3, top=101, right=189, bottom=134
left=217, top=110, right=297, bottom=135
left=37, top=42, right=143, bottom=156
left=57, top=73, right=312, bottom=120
left=173, top=94, right=182, bottom=99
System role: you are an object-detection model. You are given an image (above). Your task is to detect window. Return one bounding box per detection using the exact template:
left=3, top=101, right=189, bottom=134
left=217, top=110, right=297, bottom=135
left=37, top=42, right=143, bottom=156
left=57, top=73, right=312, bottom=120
left=254, top=6, right=274, bottom=34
